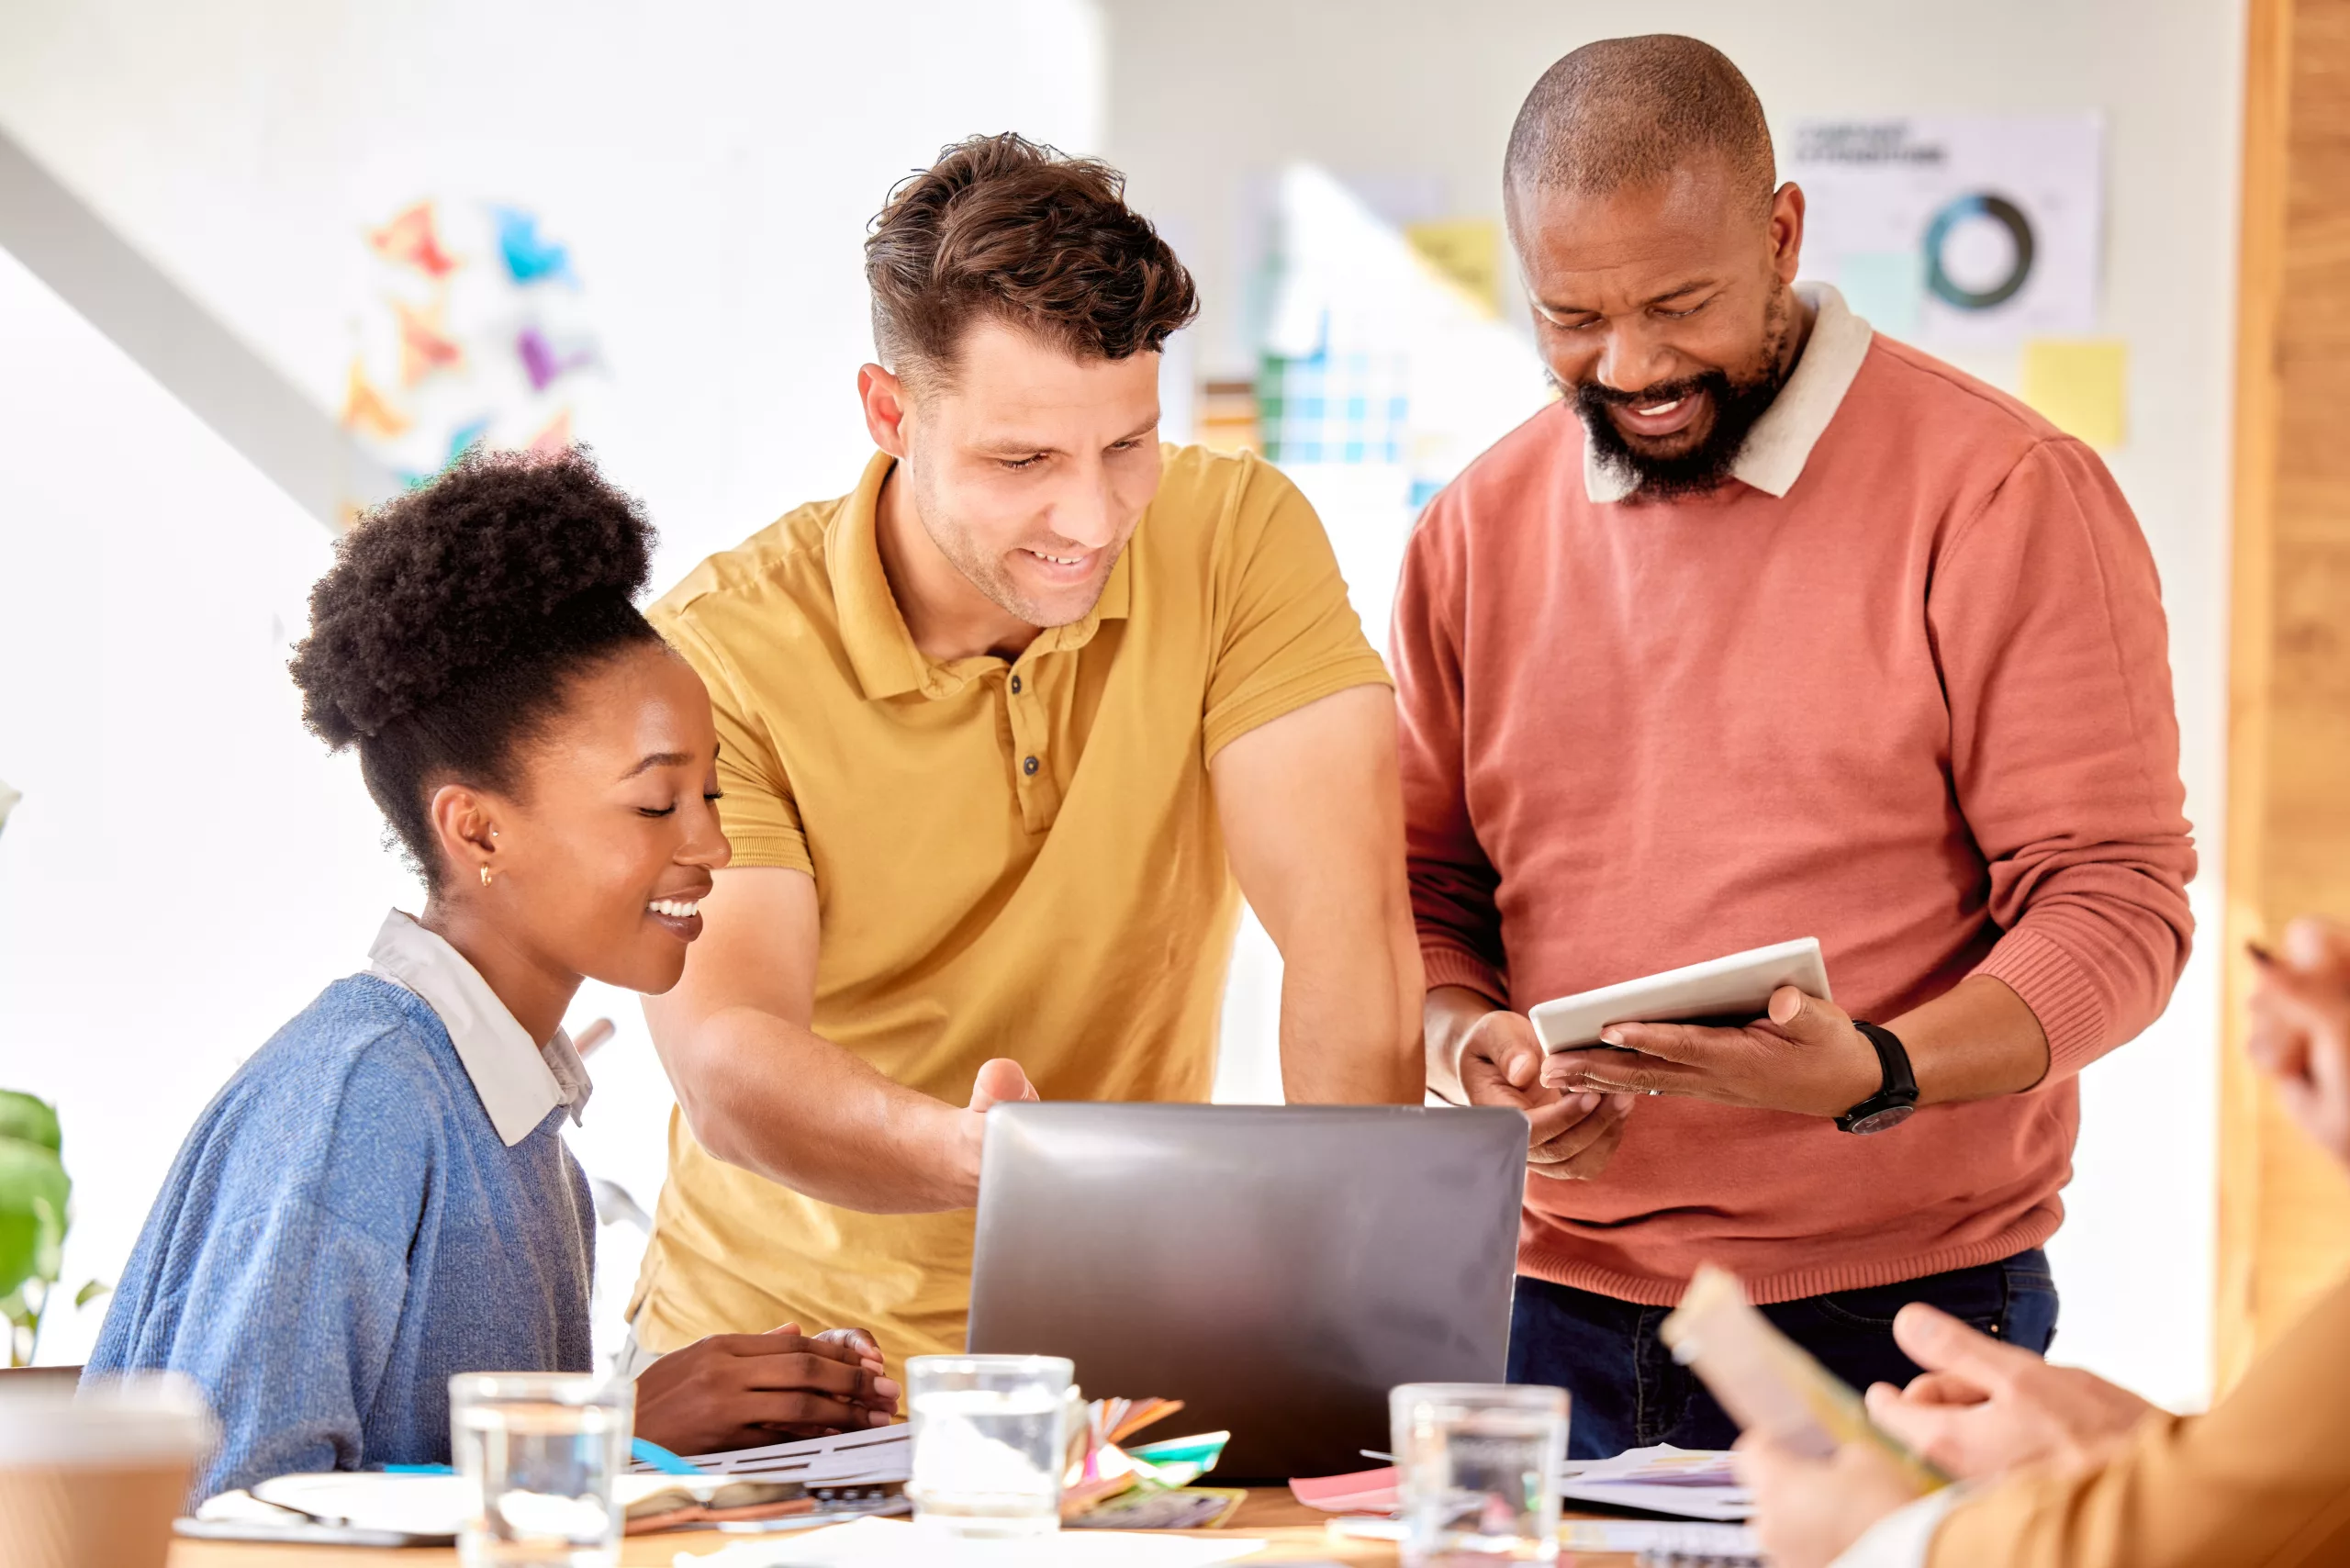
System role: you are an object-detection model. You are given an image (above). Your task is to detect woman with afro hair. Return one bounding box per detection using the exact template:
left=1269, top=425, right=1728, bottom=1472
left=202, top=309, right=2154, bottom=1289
left=84, top=450, right=901, bottom=1500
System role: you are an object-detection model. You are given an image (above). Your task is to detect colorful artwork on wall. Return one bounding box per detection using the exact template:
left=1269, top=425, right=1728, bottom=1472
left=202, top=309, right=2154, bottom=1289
left=339, top=199, right=606, bottom=513
left=492, top=207, right=577, bottom=287
left=364, top=201, right=461, bottom=280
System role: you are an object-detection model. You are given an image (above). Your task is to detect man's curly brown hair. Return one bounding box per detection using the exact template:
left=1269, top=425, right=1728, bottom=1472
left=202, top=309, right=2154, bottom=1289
left=288, top=448, right=663, bottom=888
left=864, top=132, right=1199, bottom=387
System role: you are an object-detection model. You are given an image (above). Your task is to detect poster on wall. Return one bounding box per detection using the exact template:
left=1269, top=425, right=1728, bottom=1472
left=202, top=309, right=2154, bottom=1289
left=1788, top=115, right=2103, bottom=347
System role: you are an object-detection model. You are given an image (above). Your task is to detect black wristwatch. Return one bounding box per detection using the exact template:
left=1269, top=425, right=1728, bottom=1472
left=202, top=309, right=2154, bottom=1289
left=1837, top=1021, right=1920, bottom=1135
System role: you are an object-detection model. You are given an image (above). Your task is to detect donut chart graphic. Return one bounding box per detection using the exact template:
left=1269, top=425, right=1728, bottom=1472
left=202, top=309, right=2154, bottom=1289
left=1923, top=192, right=2036, bottom=310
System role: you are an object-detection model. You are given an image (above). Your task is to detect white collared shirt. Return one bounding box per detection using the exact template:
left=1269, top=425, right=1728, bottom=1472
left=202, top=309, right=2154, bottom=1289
left=365, top=910, right=592, bottom=1147
left=1583, top=282, right=1875, bottom=505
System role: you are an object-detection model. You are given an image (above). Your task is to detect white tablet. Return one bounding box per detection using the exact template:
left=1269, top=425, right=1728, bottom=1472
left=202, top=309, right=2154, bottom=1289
left=1528, top=938, right=1831, bottom=1054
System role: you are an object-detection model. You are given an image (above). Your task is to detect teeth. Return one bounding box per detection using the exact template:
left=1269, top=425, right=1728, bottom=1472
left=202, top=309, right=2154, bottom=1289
left=648, top=899, right=700, bottom=918
left=1636, top=398, right=1684, bottom=416
left=1025, top=549, right=1085, bottom=566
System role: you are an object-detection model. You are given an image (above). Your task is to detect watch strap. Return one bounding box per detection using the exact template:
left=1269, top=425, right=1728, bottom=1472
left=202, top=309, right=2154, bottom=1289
left=1838, top=1021, right=1920, bottom=1133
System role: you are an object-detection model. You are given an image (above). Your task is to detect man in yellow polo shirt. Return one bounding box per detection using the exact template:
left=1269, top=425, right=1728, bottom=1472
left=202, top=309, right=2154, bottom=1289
left=626, top=133, right=1424, bottom=1373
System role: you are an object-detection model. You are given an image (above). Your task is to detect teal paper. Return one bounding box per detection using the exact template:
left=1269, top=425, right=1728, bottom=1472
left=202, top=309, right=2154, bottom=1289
left=1836, top=252, right=1924, bottom=340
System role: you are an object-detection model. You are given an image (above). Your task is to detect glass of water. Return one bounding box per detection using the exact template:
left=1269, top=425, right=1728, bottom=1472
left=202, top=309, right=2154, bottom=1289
left=449, top=1372, right=632, bottom=1567
left=905, top=1353, right=1076, bottom=1540
left=1391, top=1383, right=1569, bottom=1565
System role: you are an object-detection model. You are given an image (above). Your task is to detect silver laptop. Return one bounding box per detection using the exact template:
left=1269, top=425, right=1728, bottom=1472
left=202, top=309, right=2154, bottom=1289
left=966, top=1103, right=1527, bottom=1482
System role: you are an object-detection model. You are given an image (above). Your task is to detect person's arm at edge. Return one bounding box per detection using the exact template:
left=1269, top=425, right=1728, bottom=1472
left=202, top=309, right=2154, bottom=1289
left=643, top=867, right=1030, bottom=1213
left=1211, top=683, right=1421, bottom=1103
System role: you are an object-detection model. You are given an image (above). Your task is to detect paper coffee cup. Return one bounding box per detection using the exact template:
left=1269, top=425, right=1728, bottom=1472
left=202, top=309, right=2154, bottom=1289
left=0, top=1372, right=218, bottom=1568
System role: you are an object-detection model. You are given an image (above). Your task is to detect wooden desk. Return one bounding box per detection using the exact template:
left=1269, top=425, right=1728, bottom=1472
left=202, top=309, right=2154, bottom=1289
left=165, top=1488, right=1642, bottom=1565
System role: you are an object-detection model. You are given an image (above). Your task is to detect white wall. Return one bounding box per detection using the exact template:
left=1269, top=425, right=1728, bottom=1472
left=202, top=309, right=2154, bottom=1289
left=0, top=0, right=1107, bottom=1365
left=1109, top=0, right=2244, bottom=1408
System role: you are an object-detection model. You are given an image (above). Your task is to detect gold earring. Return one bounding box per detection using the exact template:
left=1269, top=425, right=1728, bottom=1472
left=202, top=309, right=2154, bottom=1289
left=480, top=865, right=495, bottom=887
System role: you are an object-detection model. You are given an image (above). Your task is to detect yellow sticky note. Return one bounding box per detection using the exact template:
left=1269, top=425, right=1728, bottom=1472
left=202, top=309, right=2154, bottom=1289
left=2020, top=339, right=2128, bottom=449
left=1405, top=218, right=1504, bottom=316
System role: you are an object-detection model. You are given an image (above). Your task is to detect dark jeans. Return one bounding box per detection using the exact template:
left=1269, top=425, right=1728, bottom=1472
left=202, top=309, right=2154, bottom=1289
left=1507, top=1249, right=2059, bottom=1460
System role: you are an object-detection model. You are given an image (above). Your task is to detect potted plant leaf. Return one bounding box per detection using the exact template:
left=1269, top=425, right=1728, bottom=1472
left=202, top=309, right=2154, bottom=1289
left=0, top=1089, right=106, bottom=1366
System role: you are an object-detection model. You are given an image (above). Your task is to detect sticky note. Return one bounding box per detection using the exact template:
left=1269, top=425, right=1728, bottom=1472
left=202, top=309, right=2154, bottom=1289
left=2020, top=338, right=2129, bottom=448
left=1834, top=252, right=1923, bottom=339
left=1289, top=1464, right=1400, bottom=1512
left=1405, top=218, right=1504, bottom=315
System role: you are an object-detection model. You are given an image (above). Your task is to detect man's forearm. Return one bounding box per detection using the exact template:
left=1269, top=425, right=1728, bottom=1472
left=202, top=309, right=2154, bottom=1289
left=1887, top=974, right=2050, bottom=1105
left=1277, top=924, right=1425, bottom=1103
left=656, top=1003, right=981, bottom=1212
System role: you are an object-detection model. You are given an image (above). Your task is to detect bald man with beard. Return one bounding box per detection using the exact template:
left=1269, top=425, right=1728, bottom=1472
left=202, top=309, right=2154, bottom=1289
left=1394, top=35, right=2196, bottom=1459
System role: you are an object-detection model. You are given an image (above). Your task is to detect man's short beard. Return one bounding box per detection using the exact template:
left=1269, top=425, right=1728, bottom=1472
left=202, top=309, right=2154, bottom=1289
left=1571, top=294, right=1796, bottom=500
left=902, top=449, right=1113, bottom=630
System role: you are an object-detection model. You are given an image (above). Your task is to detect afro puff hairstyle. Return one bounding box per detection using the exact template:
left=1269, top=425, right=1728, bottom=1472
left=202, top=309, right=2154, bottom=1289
left=289, top=447, right=664, bottom=888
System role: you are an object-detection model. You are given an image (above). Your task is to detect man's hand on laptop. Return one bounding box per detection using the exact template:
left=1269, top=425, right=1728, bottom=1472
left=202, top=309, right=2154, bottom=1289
left=968, top=1058, right=1039, bottom=1112
left=954, top=1057, right=1041, bottom=1187
left=1442, top=996, right=1635, bottom=1180
left=1539, top=986, right=1881, bottom=1118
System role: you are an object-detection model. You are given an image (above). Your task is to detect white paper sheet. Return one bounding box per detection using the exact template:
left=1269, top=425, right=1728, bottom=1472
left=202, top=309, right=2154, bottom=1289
left=241, top=1473, right=473, bottom=1534
left=1561, top=1518, right=1761, bottom=1559
left=643, top=1427, right=912, bottom=1484
left=1557, top=1444, right=1752, bottom=1522
left=673, top=1516, right=1263, bottom=1566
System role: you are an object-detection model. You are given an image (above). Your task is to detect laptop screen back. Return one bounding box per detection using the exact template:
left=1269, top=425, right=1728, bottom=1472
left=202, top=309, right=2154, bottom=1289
left=967, top=1103, right=1527, bottom=1482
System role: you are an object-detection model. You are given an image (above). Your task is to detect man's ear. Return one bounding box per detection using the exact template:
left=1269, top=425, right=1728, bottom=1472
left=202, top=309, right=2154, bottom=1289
left=858, top=364, right=912, bottom=458
left=1770, top=180, right=1807, bottom=286
left=427, top=782, right=502, bottom=886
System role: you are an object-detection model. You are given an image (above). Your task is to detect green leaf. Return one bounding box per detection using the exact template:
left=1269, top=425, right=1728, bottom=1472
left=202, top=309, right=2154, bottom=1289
left=74, top=1279, right=110, bottom=1310
left=0, top=1092, right=60, bottom=1155
left=0, top=1137, right=70, bottom=1301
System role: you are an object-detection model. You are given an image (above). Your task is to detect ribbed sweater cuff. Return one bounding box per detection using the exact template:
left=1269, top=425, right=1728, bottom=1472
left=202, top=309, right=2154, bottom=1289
left=1422, top=945, right=1507, bottom=1005
left=1974, top=924, right=2109, bottom=1079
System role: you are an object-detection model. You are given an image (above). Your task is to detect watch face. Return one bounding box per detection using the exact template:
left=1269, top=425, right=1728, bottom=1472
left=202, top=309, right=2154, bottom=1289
left=1848, top=1103, right=1918, bottom=1136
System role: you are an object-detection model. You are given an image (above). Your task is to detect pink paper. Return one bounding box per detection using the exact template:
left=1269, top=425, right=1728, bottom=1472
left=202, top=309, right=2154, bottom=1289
left=1289, top=1465, right=1400, bottom=1512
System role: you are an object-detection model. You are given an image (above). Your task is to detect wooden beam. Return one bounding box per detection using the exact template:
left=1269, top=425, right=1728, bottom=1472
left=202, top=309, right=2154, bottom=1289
left=2219, top=0, right=2350, bottom=1394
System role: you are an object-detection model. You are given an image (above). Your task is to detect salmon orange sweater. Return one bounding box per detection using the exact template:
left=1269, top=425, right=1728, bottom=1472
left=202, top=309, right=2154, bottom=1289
left=1393, top=328, right=2196, bottom=1305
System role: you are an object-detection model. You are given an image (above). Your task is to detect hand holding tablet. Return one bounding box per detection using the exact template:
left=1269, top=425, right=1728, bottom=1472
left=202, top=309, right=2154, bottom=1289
left=1532, top=940, right=1891, bottom=1121
left=1528, top=939, right=1832, bottom=1054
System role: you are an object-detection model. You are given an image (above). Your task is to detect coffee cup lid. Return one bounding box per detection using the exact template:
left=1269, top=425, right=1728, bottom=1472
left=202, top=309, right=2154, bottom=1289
left=0, top=1372, right=218, bottom=1468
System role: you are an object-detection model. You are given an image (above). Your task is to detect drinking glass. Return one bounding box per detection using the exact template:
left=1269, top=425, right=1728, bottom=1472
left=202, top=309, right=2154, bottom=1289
left=904, top=1353, right=1076, bottom=1540
left=449, top=1372, right=631, bottom=1567
left=1391, top=1383, right=1570, bottom=1565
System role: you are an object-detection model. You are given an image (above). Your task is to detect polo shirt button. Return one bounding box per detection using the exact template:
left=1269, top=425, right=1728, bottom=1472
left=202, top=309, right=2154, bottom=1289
left=1023, top=755, right=1039, bottom=776
left=1010, top=674, right=1023, bottom=694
